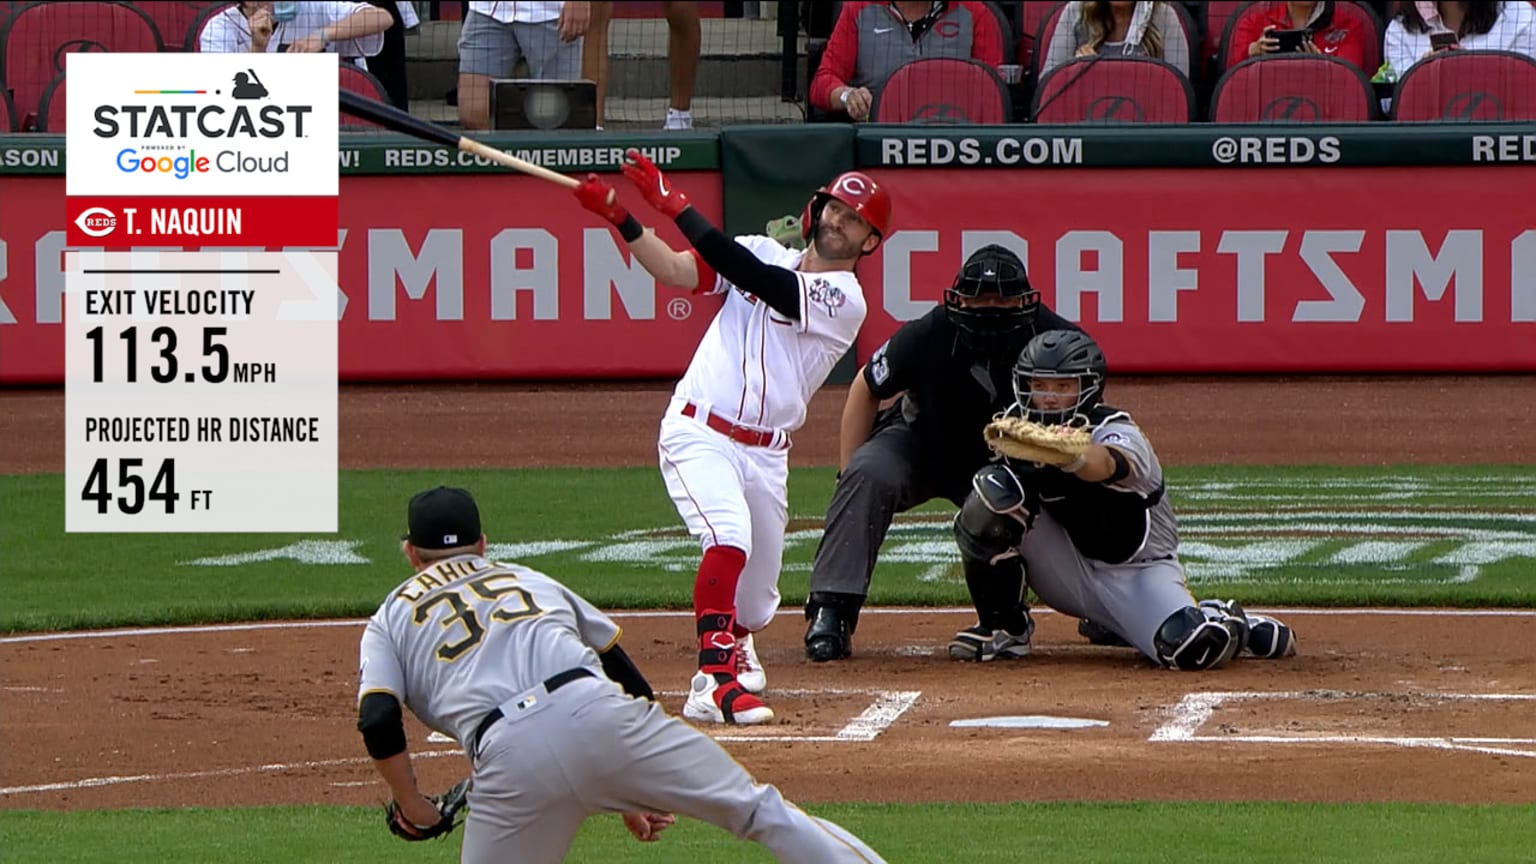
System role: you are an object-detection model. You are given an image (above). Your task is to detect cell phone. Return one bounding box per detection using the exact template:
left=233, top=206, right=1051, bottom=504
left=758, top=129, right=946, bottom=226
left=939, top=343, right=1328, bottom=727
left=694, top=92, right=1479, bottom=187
left=1430, top=31, right=1458, bottom=51
left=1272, top=28, right=1309, bottom=52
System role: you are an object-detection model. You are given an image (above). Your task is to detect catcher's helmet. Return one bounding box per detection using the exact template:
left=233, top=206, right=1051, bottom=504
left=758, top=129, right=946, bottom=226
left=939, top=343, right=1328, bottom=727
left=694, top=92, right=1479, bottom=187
left=1013, top=329, right=1107, bottom=426
left=801, top=171, right=891, bottom=252
left=944, top=245, right=1040, bottom=349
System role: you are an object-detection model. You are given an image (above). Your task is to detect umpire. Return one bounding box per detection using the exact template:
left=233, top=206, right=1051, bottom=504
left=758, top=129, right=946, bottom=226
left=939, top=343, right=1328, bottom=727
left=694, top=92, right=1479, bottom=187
left=803, top=245, right=1082, bottom=661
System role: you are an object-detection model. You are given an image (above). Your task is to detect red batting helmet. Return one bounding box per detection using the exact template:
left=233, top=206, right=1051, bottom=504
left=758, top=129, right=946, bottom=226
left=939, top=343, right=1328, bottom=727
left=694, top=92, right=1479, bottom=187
left=801, top=171, right=892, bottom=244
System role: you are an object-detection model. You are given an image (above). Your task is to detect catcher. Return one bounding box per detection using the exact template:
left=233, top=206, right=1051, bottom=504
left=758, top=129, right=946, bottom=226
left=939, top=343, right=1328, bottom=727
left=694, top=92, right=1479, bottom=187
left=949, top=329, right=1297, bottom=670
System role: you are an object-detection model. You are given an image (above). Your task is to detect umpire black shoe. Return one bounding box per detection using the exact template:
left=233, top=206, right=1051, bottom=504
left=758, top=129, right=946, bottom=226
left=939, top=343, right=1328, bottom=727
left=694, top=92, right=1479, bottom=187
left=804, top=605, right=852, bottom=662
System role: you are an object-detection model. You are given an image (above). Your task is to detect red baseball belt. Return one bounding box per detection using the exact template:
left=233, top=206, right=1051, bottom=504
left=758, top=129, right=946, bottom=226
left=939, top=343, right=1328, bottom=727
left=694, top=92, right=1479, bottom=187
left=681, top=402, right=787, bottom=449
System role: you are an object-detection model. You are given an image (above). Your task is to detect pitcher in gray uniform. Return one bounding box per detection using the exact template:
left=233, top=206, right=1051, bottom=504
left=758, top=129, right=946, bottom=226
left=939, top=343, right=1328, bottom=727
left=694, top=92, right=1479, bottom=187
left=948, top=331, right=1298, bottom=670
left=355, top=486, right=889, bottom=863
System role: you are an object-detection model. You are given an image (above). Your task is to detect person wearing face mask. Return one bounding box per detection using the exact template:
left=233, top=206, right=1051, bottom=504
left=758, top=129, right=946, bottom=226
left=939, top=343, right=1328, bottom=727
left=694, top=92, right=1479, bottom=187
left=801, top=246, right=1080, bottom=663
left=199, top=1, right=392, bottom=70
left=1042, top=1, right=1192, bottom=77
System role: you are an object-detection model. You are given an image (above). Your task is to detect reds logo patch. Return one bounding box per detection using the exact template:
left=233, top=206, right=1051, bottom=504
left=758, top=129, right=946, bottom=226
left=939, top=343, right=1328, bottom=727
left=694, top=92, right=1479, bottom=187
left=806, top=278, right=847, bottom=316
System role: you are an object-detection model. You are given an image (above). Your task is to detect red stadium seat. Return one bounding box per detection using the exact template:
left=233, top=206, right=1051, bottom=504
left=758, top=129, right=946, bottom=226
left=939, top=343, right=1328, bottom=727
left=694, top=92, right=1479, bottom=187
left=1392, top=49, right=1536, bottom=122
left=339, top=64, right=391, bottom=129
left=1203, top=0, right=1251, bottom=78
left=130, top=1, right=226, bottom=51
left=187, top=2, right=235, bottom=52
left=872, top=57, right=1012, bottom=125
left=36, top=68, right=62, bottom=131
left=1016, top=0, right=1061, bottom=69
left=1032, top=55, right=1194, bottom=123
left=1029, top=1, right=1068, bottom=76
left=1, top=1, right=163, bottom=130
left=1211, top=54, right=1377, bottom=122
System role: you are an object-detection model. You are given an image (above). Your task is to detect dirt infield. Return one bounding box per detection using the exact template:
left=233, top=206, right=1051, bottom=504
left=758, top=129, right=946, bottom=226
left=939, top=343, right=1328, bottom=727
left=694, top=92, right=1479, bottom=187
left=2, top=377, right=1535, bottom=812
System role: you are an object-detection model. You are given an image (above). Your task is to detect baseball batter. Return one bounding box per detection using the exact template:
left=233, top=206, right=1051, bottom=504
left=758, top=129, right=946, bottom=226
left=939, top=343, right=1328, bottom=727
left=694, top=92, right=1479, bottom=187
left=949, top=330, right=1298, bottom=669
left=574, top=150, right=891, bottom=724
left=356, top=486, right=889, bottom=863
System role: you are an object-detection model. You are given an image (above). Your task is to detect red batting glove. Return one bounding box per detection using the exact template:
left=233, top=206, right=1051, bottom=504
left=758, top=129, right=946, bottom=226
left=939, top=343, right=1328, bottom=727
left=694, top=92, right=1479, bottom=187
left=621, top=149, right=691, bottom=219
left=573, top=173, right=630, bottom=227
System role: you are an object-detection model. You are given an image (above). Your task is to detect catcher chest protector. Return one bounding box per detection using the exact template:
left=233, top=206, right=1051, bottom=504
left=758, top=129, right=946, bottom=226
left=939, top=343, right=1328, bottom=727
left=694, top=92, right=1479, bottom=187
left=944, top=244, right=1040, bottom=353
left=1013, top=329, right=1107, bottom=427
left=1011, top=406, right=1163, bottom=565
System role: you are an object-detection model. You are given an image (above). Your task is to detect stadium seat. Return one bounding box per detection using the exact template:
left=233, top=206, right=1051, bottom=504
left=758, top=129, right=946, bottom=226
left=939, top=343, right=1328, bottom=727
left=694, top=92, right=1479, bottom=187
left=1029, top=1, right=1069, bottom=77
left=981, top=0, right=1018, bottom=72
left=36, top=68, right=62, bottom=132
left=131, top=1, right=226, bottom=51
left=1202, top=0, right=1250, bottom=79
left=1031, top=55, right=1195, bottom=123
left=1, top=1, right=163, bottom=130
left=871, top=57, right=1011, bottom=125
left=1392, top=49, right=1536, bottom=122
left=1211, top=54, right=1377, bottom=122
left=186, top=2, right=235, bottom=52
left=339, top=64, right=391, bottom=129
left=1017, top=0, right=1063, bottom=71
left=1, top=86, right=13, bottom=132
left=1220, top=1, right=1382, bottom=75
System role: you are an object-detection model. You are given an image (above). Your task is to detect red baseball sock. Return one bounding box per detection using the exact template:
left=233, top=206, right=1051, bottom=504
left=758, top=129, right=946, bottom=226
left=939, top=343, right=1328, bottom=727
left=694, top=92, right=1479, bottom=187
left=693, top=545, right=746, bottom=616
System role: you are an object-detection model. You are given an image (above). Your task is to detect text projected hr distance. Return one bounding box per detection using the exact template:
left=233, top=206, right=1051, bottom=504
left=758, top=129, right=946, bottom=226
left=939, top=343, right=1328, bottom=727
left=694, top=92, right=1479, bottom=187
left=64, top=250, right=338, bottom=532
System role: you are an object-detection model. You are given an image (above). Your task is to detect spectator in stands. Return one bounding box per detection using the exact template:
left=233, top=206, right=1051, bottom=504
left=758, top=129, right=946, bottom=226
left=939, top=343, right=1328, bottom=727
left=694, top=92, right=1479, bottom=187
left=1229, top=1, right=1370, bottom=70
left=1384, top=0, right=1536, bottom=76
left=582, top=1, right=702, bottom=130
left=457, top=1, right=591, bottom=131
left=810, top=1, right=1004, bottom=123
left=200, top=1, right=392, bottom=70
left=1042, top=1, right=1191, bottom=77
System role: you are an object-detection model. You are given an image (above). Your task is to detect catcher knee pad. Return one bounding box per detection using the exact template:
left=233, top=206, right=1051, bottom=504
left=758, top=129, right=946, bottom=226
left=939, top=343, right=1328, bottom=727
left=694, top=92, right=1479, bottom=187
left=1154, top=606, right=1245, bottom=671
left=1245, top=614, right=1297, bottom=659
left=955, top=468, right=1031, bottom=565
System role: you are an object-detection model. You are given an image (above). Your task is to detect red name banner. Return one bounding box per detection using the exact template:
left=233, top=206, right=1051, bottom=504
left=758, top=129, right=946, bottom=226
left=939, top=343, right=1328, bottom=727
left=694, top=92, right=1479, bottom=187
left=857, top=166, right=1536, bottom=373
left=64, top=196, right=339, bottom=248
left=1, top=173, right=723, bottom=384
left=4, top=165, right=1534, bottom=384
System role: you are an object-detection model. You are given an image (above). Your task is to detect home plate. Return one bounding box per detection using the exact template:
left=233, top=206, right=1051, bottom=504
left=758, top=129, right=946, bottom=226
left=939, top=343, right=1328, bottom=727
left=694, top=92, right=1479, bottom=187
left=950, top=716, right=1109, bottom=729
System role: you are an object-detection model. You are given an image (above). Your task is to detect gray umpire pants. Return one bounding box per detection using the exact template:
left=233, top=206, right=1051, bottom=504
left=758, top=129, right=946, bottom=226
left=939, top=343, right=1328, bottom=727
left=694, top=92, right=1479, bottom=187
left=809, top=412, right=973, bottom=597
left=462, top=675, right=886, bottom=863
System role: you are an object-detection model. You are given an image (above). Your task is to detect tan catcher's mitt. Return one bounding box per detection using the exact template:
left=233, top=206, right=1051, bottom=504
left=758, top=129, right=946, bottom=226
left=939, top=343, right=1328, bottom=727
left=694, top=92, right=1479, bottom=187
left=984, top=416, right=1093, bottom=468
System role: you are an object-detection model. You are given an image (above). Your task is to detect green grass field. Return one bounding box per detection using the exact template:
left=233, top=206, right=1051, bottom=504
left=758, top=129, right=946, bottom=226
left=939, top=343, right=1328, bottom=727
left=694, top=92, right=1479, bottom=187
left=4, top=464, right=1534, bottom=861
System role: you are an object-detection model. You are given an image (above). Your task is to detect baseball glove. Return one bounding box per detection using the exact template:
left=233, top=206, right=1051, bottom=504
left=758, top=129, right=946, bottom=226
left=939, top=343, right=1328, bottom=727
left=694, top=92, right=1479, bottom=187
left=984, top=416, right=1093, bottom=468
left=384, top=778, right=471, bottom=842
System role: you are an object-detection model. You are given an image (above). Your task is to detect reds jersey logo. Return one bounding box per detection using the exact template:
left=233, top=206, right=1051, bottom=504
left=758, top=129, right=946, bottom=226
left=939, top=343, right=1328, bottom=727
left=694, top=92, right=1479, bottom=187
left=806, top=278, right=846, bottom=316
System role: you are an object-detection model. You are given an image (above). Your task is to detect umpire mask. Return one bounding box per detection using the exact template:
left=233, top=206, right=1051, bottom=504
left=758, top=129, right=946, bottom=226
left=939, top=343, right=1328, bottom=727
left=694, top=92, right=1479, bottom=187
left=944, top=245, right=1040, bottom=354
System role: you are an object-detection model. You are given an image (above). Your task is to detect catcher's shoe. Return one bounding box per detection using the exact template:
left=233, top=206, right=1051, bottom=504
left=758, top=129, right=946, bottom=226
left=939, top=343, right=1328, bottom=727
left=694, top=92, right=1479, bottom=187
left=1077, top=618, right=1132, bottom=648
left=735, top=632, right=766, bottom=694
left=947, top=621, right=1033, bottom=662
left=683, top=671, right=774, bottom=725
left=804, top=604, right=853, bottom=662
left=1244, top=614, right=1297, bottom=658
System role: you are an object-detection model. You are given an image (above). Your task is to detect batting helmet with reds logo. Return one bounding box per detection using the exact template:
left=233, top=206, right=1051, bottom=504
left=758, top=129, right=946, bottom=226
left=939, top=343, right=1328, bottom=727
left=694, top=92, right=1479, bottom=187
left=801, top=171, right=891, bottom=252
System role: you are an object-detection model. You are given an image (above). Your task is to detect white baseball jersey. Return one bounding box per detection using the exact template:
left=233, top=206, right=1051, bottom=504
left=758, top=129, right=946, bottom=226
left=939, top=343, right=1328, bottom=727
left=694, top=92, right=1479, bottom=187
left=355, top=555, right=621, bottom=748
left=673, top=235, right=867, bottom=433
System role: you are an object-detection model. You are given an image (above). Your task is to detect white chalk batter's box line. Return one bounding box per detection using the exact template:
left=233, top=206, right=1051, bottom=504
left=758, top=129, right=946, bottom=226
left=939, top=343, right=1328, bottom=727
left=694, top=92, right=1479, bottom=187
left=1151, top=690, right=1536, bottom=759
left=652, top=687, right=923, bottom=743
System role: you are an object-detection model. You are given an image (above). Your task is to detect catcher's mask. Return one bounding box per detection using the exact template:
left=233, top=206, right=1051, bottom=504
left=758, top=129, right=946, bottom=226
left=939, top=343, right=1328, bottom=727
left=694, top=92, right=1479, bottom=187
left=1013, top=329, right=1106, bottom=426
left=801, top=171, right=891, bottom=257
left=944, top=244, right=1039, bottom=352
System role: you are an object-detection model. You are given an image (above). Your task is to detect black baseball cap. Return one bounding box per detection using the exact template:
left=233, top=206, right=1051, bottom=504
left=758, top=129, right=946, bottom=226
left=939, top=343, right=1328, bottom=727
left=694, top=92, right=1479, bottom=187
left=404, top=486, right=482, bottom=549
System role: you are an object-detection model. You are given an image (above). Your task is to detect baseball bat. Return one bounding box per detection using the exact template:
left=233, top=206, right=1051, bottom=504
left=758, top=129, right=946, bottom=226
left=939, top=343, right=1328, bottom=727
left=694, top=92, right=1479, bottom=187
left=338, top=89, right=582, bottom=190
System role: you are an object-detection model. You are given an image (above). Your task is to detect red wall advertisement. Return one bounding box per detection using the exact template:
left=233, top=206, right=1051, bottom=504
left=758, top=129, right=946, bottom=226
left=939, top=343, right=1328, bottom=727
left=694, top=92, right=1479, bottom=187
left=858, top=166, right=1536, bottom=373
left=5, top=165, right=1534, bottom=383
left=0, top=172, right=724, bottom=384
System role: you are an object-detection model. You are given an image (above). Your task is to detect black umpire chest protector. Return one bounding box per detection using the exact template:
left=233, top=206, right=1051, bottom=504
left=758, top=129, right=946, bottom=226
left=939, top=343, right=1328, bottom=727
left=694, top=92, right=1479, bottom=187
left=1013, top=407, right=1164, bottom=565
